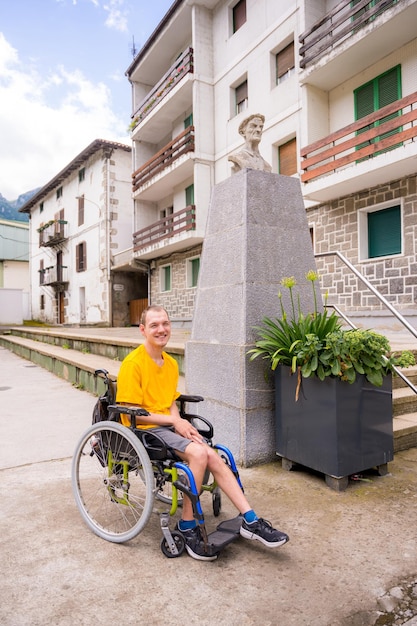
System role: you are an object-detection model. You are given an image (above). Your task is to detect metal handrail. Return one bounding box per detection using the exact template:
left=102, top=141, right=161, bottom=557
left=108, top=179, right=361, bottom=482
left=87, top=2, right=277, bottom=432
left=326, top=303, right=417, bottom=395
left=315, top=251, right=417, bottom=395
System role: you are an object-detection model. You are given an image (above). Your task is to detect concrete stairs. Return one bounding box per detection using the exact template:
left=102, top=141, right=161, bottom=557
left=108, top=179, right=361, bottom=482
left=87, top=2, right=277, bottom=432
left=1, top=325, right=416, bottom=453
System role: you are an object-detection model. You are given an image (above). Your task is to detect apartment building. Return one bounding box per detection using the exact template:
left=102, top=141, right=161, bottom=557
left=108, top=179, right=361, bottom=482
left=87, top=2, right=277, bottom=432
left=126, top=0, right=417, bottom=327
left=20, top=140, right=146, bottom=327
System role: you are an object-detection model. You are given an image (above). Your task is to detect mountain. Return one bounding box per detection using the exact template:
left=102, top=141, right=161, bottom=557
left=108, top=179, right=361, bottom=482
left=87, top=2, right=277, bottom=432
left=0, top=190, right=39, bottom=223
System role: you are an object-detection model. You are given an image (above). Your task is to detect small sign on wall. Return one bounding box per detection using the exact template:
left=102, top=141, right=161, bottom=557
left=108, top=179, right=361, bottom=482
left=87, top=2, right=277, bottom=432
left=113, top=284, right=124, bottom=291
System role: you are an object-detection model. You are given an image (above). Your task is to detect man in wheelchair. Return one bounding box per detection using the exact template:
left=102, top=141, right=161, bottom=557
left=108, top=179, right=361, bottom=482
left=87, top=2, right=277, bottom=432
left=116, top=305, right=289, bottom=561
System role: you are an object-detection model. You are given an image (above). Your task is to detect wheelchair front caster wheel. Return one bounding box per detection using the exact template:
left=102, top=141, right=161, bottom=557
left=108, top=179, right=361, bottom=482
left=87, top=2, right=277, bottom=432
left=160, top=531, right=186, bottom=558
left=212, top=489, right=221, bottom=517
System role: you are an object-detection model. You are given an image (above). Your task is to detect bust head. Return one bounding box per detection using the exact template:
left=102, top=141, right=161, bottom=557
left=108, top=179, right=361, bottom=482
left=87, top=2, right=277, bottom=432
left=238, top=114, right=265, bottom=143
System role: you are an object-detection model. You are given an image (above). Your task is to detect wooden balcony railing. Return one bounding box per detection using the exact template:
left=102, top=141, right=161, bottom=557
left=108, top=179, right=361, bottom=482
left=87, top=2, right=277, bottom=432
left=133, top=205, right=196, bottom=252
left=299, top=0, right=399, bottom=70
left=132, top=126, right=195, bottom=192
left=131, top=47, right=194, bottom=129
left=300, top=91, right=417, bottom=184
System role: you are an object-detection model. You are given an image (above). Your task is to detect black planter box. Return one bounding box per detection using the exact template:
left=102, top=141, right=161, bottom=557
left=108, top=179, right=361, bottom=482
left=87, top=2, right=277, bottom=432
left=274, top=366, right=393, bottom=484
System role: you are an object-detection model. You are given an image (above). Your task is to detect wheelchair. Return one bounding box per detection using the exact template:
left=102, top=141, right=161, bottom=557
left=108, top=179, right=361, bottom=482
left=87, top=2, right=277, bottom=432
left=71, top=369, right=244, bottom=558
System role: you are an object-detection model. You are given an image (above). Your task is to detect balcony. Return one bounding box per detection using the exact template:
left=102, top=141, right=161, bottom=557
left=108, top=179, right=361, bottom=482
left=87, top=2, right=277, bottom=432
left=299, top=0, right=417, bottom=90
left=40, top=266, right=68, bottom=290
left=133, top=205, right=196, bottom=257
left=130, top=47, right=193, bottom=143
left=38, top=220, right=68, bottom=247
left=132, top=126, right=195, bottom=199
left=300, top=91, right=417, bottom=201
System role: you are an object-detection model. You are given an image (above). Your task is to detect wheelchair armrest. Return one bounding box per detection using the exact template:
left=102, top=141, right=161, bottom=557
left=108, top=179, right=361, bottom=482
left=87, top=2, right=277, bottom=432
left=183, top=413, right=214, bottom=441
left=177, top=394, right=204, bottom=404
left=134, top=429, right=173, bottom=461
left=177, top=394, right=204, bottom=420
left=107, top=404, right=150, bottom=428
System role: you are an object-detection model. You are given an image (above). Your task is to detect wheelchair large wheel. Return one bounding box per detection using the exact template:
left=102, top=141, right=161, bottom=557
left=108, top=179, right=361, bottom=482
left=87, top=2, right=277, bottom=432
left=71, top=422, right=155, bottom=543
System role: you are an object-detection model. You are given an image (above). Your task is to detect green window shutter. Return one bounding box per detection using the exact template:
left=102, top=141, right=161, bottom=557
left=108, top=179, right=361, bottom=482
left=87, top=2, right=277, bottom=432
left=355, top=82, right=375, bottom=120
left=368, top=206, right=401, bottom=258
left=191, top=258, right=200, bottom=287
left=184, top=113, right=193, bottom=129
left=354, top=66, right=402, bottom=159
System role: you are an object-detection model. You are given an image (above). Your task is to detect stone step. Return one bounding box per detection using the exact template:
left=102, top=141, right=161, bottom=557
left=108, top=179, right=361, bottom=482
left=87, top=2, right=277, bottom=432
left=392, top=386, right=417, bottom=416
left=2, top=330, right=417, bottom=454
left=393, top=412, right=417, bottom=452
left=0, top=333, right=186, bottom=395
left=392, top=365, right=417, bottom=389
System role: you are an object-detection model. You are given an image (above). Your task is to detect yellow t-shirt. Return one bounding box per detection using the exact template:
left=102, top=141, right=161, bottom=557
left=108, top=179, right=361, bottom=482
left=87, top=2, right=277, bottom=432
left=116, top=344, right=180, bottom=429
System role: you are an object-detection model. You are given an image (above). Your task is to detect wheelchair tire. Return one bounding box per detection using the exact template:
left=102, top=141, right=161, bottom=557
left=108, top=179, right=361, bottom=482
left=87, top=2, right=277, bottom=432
left=71, top=421, right=155, bottom=543
left=160, top=531, right=186, bottom=558
left=212, top=488, right=222, bottom=517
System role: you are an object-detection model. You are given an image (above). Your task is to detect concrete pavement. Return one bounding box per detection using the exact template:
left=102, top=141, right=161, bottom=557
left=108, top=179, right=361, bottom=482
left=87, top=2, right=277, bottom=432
left=1, top=345, right=417, bottom=626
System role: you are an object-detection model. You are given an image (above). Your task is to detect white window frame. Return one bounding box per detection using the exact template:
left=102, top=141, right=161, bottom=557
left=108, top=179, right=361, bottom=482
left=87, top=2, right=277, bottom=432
left=358, top=198, right=404, bottom=262
left=160, top=264, right=172, bottom=292
left=187, top=256, right=200, bottom=289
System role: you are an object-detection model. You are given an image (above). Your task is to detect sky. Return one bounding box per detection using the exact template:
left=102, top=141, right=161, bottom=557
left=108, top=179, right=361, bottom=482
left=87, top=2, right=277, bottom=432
left=0, top=0, right=174, bottom=201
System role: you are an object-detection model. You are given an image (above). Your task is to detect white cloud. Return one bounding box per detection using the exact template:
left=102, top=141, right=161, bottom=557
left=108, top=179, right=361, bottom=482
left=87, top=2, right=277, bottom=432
left=0, top=33, right=129, bottom=200
left=103, top=0, right=128, bottom=32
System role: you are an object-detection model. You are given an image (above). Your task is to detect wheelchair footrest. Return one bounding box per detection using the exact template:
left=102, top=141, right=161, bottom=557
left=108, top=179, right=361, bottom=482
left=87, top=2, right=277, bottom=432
left=205, top=516, right=243, bottom=553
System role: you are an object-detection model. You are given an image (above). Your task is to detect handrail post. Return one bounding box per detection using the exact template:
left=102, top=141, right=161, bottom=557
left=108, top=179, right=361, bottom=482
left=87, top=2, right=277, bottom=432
left=315, top=250, right=417, bottom=340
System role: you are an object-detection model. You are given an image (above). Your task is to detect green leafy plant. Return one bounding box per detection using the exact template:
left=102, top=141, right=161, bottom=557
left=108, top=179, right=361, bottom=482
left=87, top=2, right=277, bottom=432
left=248, top=272, right=415, bottom=398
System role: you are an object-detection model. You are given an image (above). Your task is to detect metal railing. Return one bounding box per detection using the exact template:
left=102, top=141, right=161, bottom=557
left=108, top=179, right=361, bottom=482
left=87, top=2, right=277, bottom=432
left=315, top=250, right=417, bottom=394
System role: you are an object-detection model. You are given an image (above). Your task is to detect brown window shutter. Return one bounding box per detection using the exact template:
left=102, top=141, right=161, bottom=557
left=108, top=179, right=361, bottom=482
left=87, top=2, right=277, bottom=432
left=276, top=42, right=295, bottom=79
left=236, top=80, right=248, bottom=104
left=233, top=0, right=247, bottom=32
left=279, top=138, right=297, bottom=175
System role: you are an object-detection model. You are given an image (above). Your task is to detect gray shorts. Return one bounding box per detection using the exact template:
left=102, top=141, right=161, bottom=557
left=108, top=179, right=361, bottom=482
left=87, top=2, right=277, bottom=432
left=147, top=427, right=192, bottom=454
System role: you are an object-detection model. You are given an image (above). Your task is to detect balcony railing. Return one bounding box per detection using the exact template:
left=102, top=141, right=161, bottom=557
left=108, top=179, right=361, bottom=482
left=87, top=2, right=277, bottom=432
left=38, top=220, right=68, bottom=247
left=300, top=91, right=417, bottom=184
left=132, top=126, right=195, bottom=192
left=133, top=205, right=196, bottom=252
left=40, top=265, right=68, bottom=287
left=131, top=47, right=194, bottom=129
left=299, top=0, right=399, bottom=70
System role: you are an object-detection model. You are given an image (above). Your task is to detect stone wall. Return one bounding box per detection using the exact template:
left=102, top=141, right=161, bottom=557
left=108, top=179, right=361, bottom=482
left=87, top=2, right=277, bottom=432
left=149, top=245, right=202, bottom=322
left=307, top=174, right=417, bottom=312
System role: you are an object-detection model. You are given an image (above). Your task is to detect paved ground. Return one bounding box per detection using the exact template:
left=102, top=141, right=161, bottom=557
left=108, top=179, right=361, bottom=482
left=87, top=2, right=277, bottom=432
left=2, top=346, right=417, bottom=626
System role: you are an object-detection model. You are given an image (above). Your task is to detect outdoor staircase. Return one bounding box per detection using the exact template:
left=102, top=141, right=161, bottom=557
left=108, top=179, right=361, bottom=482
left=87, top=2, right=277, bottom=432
left=1, top=325, right=417, bottom=454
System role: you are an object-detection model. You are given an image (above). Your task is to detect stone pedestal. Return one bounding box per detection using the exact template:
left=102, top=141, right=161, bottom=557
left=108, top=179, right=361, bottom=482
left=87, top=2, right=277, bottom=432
left=185, top=169, right=320, bottom=465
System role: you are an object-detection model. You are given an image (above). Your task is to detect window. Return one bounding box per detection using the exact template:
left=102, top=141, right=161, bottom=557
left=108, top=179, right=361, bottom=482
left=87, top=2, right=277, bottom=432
left=233, top=0, right=246, bottom=33
left=76, top=242, right=87, bottom=272
left=359, top=202, right=402, bottom=260
left=278, top=138, right=297, bottom=176
left=56, top=186, right=63, bottom=199
left=185, top=184, right=194, bottom=206
left=39, top=259, right=45, bottom=285
left=276, top=42, right=295, bottom=85
left=78, top=168, right=85, bottom=182
left=235, top=80, right=248, bottom=115
left=354, top=66, right=402, bottom=159
left=187, top=257, right=200, bottom=288
left=78, top=195, right=85, bottom=227
left=184, top=113, right=193, bottom=129
left=40, top=294, right=45, bottom=311
left=161, top=265, right=171, bottom=292
left=39, top=202, right=44, bottom=214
